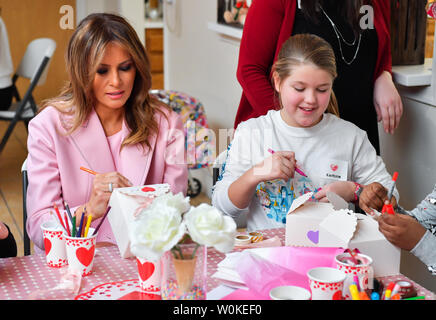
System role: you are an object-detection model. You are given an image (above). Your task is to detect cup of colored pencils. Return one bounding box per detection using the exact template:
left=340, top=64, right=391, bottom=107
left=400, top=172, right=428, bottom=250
left=63, top=208, right=97, bottom=277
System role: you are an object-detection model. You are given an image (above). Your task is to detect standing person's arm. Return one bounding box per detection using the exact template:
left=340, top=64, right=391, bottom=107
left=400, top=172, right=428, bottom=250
left=236, top=0, right=287, bottom=117
left=372, top=0, right=403, bottom=134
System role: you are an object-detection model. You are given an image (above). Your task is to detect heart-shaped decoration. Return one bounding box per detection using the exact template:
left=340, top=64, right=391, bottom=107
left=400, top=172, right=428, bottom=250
left=76, top=245, right=95, bottom=267
left=44, top=238, right=52, bottom=255
left=307, top=230, right=319, bottom=244
left=332, top=290, right=343, bottom=300
left=136, top=259, right=155, bottom=282
left=330, top=164, right=338, bottom=171
left=142, top=187, right=156, bottom=192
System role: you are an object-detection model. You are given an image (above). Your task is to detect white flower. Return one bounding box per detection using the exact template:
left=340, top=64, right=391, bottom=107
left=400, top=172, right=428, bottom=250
left=138, top=192, right=190, bottom=218
left=130, top=202, right=186, bottom=261
left=184, top=203, right=236, bottom=253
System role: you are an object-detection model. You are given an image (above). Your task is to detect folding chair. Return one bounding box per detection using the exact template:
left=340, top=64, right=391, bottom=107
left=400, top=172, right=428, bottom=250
left=0, top=38, right=56, bottom=154
left=21, top=158, right=31, bottom=256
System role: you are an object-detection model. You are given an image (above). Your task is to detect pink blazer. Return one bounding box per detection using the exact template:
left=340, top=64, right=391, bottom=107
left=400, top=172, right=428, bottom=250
left=26, top=105, right=188, bottom=251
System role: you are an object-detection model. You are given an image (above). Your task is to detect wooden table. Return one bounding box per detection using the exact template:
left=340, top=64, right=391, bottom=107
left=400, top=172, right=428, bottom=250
left=0, top=228, right=434, bottom=300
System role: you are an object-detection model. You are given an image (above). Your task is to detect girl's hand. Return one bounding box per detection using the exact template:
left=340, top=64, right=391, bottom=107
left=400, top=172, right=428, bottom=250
left=0, top=222, right=9, bottom=240
left=313, top=181, right=355, bottom=202
left=251, top=151, right=296, bottom=183
left=373, top=71, right=403, bottom=135
left=377, top=213, right=426, bottom=251
left=86, top=172, right=133, bottom=219
left=358, top=182, right=397, bottom=214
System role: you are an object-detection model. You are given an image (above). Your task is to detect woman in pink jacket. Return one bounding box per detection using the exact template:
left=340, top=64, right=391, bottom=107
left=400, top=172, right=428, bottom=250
left=26, top=13, right=188, bottom=251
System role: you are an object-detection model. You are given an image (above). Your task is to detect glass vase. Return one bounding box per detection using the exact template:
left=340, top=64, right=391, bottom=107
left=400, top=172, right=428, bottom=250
left=160, top=243, right=207, bottom=300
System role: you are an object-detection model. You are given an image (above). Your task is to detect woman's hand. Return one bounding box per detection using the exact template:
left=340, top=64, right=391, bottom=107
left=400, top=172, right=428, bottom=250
left=251, top=151, right=296, bottom=184
left=85, top=172, right=133, bottom=219
left=376, top=213, right=426, bottom=251
left=313, top=181, right=355, bottom=202
left=373, top=71, right=403, bottom=135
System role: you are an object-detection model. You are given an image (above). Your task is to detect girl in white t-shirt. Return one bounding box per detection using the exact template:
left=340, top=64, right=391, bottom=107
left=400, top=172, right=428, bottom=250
left=212, top=34, right=397, bottom=231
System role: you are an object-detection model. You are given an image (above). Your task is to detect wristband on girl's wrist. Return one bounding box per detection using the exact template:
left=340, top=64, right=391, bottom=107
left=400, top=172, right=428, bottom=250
left=353, top=182, right=363, bottom=203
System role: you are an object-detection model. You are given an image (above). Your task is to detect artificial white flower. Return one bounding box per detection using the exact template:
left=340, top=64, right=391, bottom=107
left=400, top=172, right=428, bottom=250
left=130, top=202, right=186, bottom=261
left=184, top=203, right=236, bottom=253
left=144, top=192, right=191, bottom=215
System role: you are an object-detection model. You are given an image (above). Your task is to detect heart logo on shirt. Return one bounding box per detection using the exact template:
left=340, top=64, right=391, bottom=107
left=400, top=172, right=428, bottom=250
left=136, top=259, right=156, bottom=282
left=330, top=164, right=338, bottom=172
left=44, top=238, right=52, bottom=255
left=76, top=245, right=95, bottom=267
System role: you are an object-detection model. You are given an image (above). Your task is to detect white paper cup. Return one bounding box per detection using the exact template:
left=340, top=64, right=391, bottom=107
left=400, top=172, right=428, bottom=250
left=270, top=286, right=311, bottom=300
left=41, top=220, right=68, bottom=268
left=307, top=267, right=346, bottom=300
left=335, top=252, right=374, bottom=300
left=136, top=257, right=161, bottom=293
left=65, top=228, right=96, bottom=276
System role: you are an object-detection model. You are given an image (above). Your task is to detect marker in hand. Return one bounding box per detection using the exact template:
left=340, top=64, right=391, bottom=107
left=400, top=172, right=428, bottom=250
left=382, top=172, right=398, bottom=215
left=267, top=148, right=308, bottom=177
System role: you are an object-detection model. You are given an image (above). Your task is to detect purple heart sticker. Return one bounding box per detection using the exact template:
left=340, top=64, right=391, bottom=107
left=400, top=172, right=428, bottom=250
left=307, top=230, right=319, bottom=244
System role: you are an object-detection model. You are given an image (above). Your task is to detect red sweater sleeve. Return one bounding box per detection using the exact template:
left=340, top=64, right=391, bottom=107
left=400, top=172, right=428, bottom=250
left=373, top=0, right=392, bottom=79
left=236, top=0, right=287, bottom=121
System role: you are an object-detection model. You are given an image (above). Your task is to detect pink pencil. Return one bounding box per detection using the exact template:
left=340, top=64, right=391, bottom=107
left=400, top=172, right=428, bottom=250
left=267, top=148, right=308, bottom=177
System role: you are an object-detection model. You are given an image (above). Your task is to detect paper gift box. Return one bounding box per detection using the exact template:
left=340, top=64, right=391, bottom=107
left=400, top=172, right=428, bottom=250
left=285, top=192, right=401, bottom=277
left=108, top=184, right=170, bottom=258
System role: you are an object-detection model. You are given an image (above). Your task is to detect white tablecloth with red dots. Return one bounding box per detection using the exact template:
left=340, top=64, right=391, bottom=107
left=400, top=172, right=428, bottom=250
left=0, top=228, right=434, bottom=300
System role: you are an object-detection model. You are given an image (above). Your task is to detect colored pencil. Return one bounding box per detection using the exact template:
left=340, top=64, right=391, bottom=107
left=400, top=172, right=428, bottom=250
left=63, top=212, right=71, bottom=236
left=80, top=166, right=97, bottom=175
left=92, top=206, right=111, bottom=236
left=64, top=202, right=74, bottom=226
left=84, top=214, right=92, bottom=238
left=403, top=296, right=425, bottom=300
left=77, top=210, right=86, bottom=238
left=71, top=216, right=76, bottom=237
left=53, top=204, right=67, bottom=232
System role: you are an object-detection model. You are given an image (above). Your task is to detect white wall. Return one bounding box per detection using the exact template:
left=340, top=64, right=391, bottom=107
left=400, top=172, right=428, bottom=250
left=76, top=0, right=144, bottom=45
left=379, top=94, right=436, bottom=292
left=163, top=0, right=243, bottom=198
left=163, top=0, right=242, bottom=133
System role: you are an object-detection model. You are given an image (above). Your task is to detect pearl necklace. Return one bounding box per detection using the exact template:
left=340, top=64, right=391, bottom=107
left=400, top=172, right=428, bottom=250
left=320, top=6, right=362, bottom=65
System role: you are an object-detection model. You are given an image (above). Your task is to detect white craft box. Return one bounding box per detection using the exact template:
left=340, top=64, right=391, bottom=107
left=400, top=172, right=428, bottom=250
left=285, top=193, right=401, bottom=277
left=108, top=184, right=170, bottom=258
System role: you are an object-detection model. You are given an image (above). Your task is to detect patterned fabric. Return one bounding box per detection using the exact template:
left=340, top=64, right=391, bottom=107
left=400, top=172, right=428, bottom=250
left=399, top=184, right=436, bottom=275
left=150, top=90, right=214, bottom=169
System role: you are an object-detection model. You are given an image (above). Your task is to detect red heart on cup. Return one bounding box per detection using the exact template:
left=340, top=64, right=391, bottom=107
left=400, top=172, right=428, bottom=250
left=330, top=164, right=338, bottom=171
left=333, top=290, right=343, bottom=300
left=136, top=259, right=155, bottom=282
left=76, top=245, right=95, bottom=267
left=44, top=238, right=52, bottom=255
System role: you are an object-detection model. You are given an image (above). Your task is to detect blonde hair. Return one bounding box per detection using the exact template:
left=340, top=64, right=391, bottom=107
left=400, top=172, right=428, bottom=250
left=41, top=13, right=168, bottom=150
left=272, top=33, right=340, bottom=117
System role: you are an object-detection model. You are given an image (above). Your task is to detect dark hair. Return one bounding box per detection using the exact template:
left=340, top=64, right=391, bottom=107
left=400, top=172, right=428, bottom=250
left=301, top=0, right=372, bottom=36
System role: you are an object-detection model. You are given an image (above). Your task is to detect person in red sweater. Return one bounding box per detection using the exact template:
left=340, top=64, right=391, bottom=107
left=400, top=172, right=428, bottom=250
left=234, top=0, right=402, bottom=155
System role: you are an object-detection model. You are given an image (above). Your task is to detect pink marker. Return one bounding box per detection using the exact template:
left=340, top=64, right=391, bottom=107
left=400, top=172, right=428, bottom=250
left=267, top=148, right=308, bottom=177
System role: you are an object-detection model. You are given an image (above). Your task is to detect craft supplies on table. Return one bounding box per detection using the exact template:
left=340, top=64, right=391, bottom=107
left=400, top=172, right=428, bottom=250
left=0, top=228, right=434, bottom=300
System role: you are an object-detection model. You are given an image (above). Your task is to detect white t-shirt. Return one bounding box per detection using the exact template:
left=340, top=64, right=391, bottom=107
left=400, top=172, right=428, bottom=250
left=212, top=110, right=398, bottom=231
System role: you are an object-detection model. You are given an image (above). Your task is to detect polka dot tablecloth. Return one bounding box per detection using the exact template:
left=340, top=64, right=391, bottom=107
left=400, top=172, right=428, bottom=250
left=0, top=229, right=434, bottom=300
